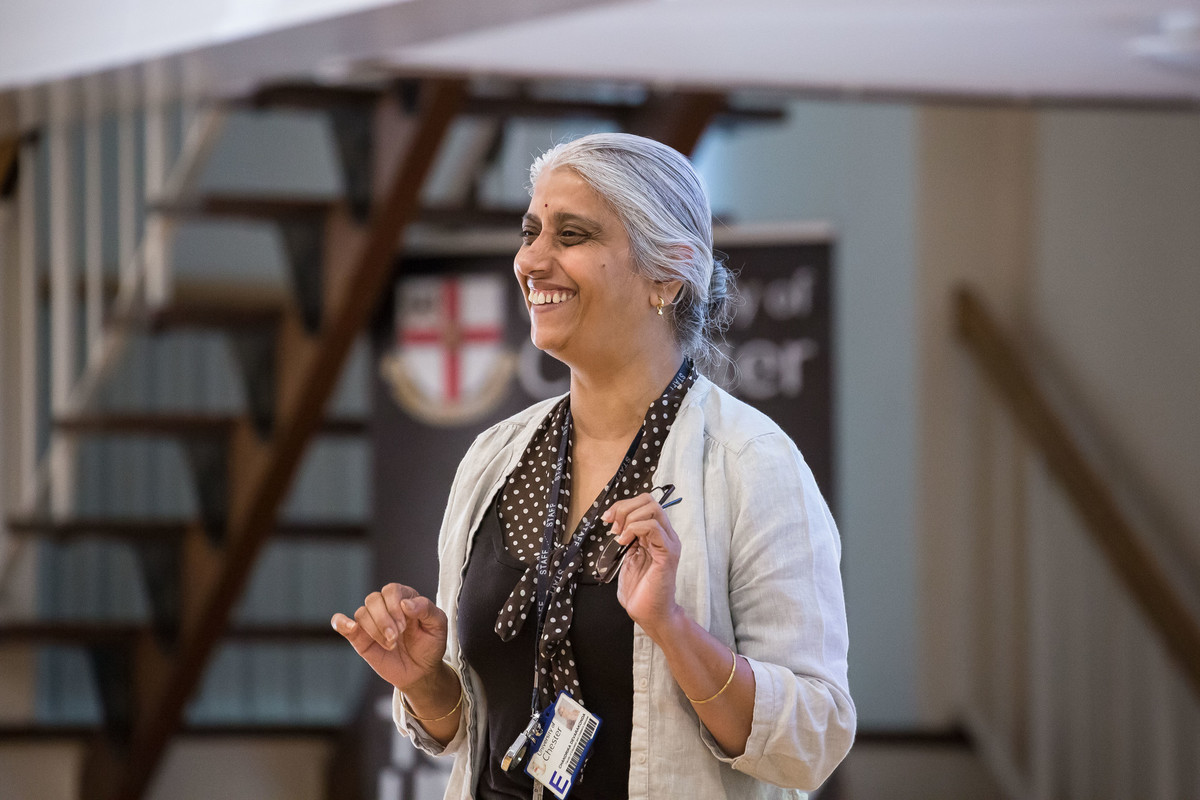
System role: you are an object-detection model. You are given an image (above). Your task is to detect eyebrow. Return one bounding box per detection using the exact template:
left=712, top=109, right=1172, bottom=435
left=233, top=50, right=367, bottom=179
left=522, top=211, right=602, bottom=230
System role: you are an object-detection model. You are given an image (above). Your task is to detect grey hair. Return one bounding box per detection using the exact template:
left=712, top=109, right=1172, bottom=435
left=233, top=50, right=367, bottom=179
left=528, top=132, right=735, bottom=371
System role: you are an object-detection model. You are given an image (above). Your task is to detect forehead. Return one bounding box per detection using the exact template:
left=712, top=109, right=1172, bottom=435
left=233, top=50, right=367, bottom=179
left=528, top=167, right=611, bottom=215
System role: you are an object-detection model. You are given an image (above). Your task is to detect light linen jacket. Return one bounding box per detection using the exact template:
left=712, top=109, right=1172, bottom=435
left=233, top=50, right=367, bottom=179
left=394, top=375, right=855, bottom=799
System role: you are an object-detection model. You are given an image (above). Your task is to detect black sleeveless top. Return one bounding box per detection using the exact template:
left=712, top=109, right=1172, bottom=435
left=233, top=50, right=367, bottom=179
left=458, top=499, right=634, bottom=799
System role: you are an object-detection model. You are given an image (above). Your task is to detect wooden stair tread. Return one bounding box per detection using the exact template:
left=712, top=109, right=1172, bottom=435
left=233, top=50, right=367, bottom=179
left=54, top=413, right=366, bottom=437
left=0, top=621, right=341, bottom=643
left=150, top=194, right=335, bottom=220
left=0, top=722, right=345, bottom=741
left=5, top=517, right=367, bottom=541
left=111, top=297, right=287, bottom=332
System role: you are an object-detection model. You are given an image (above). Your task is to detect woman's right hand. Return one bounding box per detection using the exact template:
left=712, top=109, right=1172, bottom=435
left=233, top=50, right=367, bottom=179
left=331, top=583, right=449, bottom=693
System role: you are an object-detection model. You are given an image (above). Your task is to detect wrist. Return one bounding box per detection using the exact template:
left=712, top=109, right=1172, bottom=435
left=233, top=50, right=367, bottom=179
left=401, top=662, right=459, bottom=709
left=640, top=603, right=690, bottom=647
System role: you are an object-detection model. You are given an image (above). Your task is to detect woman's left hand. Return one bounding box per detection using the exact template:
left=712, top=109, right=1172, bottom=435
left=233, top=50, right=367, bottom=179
left=603, top=492, right=684, bottom=639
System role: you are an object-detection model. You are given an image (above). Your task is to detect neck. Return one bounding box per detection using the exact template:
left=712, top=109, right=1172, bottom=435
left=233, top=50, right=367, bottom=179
left=568, top=345, right=684, bottom=443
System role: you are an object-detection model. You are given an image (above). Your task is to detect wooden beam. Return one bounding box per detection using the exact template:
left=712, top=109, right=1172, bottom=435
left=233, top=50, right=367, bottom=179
left=955, top=287, right=1200, bottom=701
left=239, top=80, right=784, bottom=127
left=79, top=77, right=465, bottom=800
left=625, top=91, right=727, bottom=156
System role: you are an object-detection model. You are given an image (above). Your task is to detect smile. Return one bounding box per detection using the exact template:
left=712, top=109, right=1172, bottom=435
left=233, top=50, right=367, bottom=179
left=528, top=289, right=575, bottom=306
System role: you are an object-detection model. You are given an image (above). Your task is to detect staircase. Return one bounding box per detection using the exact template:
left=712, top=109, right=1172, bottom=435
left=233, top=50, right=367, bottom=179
left=0, top=72, right=463, bottom=800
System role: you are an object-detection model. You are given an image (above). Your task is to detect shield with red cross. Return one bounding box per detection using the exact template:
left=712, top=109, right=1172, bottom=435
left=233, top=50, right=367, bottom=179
left=380, top=273, right=515, bottom=426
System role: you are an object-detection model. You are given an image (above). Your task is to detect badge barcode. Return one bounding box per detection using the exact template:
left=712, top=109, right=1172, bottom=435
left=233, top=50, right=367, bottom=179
left=566, top=717, right=599, bottom=774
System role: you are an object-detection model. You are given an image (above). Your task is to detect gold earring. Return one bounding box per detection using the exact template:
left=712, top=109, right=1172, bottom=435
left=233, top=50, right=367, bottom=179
left=656, top=297, right=665, bottom=316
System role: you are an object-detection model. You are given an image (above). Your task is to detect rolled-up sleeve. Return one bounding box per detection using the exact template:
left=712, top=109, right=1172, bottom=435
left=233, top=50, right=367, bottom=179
left=700, top=433, right=855, bottom=790
left=393, top=683, right=470, bottom=757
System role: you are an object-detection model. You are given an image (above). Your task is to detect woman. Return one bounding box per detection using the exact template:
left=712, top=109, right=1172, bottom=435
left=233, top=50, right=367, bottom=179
left=332, top=132, right=855, bottom=799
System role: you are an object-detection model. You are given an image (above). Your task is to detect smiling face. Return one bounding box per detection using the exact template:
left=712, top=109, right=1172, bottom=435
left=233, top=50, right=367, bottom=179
left=515, top=167, right=663, bottom=372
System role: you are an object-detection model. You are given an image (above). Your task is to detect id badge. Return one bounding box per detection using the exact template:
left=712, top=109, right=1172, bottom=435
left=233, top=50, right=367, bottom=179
left=524, top=691, right=602, bottom=799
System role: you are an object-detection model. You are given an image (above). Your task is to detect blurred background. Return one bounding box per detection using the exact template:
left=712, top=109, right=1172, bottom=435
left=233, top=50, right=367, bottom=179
left=0, top=1, right=1197, bottom=798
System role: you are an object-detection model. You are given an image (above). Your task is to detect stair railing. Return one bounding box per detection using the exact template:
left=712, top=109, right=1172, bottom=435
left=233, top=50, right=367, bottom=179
left=954, top=287, right=1200, bottom=800
left=0, top=63, right=226, bottom=597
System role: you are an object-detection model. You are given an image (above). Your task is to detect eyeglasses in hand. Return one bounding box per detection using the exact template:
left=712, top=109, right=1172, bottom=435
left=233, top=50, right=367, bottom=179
left=594, top=485, right=682, bottom=584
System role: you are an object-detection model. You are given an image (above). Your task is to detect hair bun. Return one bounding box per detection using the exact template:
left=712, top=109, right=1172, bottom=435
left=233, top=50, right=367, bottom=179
left=704, top=253, right=736, bottom=340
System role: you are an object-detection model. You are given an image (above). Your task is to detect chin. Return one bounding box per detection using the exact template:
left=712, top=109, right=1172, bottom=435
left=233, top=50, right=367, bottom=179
left=528, top=330, right=565, bottom=359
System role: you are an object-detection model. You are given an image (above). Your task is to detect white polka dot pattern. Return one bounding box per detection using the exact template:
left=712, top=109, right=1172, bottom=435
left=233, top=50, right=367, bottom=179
left=493, top=361, right=696, bottom=707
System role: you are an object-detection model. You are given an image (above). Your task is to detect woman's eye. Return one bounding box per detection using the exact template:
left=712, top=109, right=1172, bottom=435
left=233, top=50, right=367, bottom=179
left=520, top=228, right=537, bottom=244
left=559, top=229, right=584, bottom=243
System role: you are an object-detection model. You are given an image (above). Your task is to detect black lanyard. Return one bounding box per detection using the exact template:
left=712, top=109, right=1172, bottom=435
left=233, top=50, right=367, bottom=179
left=528, top=359, right=692, bottom=715
left=530, top=406, right=643, bottom=714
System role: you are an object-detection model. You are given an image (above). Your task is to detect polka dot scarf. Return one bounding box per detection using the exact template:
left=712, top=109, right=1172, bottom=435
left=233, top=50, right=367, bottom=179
left=493, top=360, right=696, bottom=708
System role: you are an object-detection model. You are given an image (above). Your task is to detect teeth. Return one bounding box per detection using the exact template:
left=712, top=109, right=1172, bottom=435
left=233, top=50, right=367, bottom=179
left=529, top=289, right=572, bottom=305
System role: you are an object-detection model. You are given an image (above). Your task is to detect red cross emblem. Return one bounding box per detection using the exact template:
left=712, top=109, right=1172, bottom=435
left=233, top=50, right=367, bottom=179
left=383, top=273, right=514, bottom=425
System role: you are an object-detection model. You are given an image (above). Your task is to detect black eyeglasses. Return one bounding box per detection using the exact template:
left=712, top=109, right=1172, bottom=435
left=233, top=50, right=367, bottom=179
left=594, top=485, right=682, bottom=584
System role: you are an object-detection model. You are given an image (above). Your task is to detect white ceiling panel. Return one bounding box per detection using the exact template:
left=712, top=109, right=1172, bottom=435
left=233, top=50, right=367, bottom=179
left=351, top=1, right=1200, bottom=103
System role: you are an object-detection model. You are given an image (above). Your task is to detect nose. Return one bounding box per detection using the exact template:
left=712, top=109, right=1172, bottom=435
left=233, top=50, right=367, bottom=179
left=514, top=235, right=552, bottom=280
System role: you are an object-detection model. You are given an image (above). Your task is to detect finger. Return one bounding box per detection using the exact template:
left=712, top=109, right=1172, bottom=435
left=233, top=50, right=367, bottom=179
left=382, top=583, right=418, bottom=633
left=614, top=500, right=669, bottom=534
left=620, top=522, right=682, bottom=566
left=332, top=612, right=380, bottom=657
left=601, top=493, right=658, bottom=535
left=613, top=503, right=675, bottom=546
left=354, top=603, right=391, bottom=650
left=364, top=591, right=402, bottom=648
left=618, top=519, right=669, bottom=550
left=400, top=595, right=448, bottom=636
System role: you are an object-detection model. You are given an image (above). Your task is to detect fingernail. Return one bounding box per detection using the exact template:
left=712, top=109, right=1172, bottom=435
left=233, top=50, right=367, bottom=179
left=601, top=510, right=612, bottom=522
left=331, top=618, right=340, bottom=632
left=385, top=627, right=396, bottom=642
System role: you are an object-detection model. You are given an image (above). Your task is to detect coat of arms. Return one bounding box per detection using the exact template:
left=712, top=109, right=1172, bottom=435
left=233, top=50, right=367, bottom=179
left=380, top=273, right=515, bottom=426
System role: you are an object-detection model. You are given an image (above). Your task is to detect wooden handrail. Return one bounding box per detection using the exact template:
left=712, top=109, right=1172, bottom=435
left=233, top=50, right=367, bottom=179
left=955, top=286, right=1200, bottom=700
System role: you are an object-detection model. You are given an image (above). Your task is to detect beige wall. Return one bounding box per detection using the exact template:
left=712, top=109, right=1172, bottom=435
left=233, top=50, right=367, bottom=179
left=1034, top=108, right=1200, bottom=573
left=0, top=740, right=330, bottom=800
left=916, top=105, right=1037, bottom=722
left=146, top=739, right=331, bottom=800
left=916, top=102, right=1200, bottom=720
left=0, top=743, right=83, bottom=799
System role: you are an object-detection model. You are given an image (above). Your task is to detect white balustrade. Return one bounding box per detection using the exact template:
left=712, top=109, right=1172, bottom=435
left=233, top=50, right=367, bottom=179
left=962, top=372, right=1200, bottom=800
left=0, top=66, right=221, bottom=590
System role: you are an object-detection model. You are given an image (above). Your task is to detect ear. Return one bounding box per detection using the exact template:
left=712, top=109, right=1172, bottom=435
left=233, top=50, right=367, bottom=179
left=658, top=279, right=683, bottom=306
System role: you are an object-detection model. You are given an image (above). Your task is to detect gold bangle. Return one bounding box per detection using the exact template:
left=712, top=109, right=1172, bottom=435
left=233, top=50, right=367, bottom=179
left=401, top=672, right=464, bottom=723
left=686, top=647, right=739, bottom=705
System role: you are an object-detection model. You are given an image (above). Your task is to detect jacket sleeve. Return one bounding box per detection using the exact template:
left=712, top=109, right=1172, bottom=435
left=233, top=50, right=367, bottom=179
left=699, top=432, right=856, bottom=790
